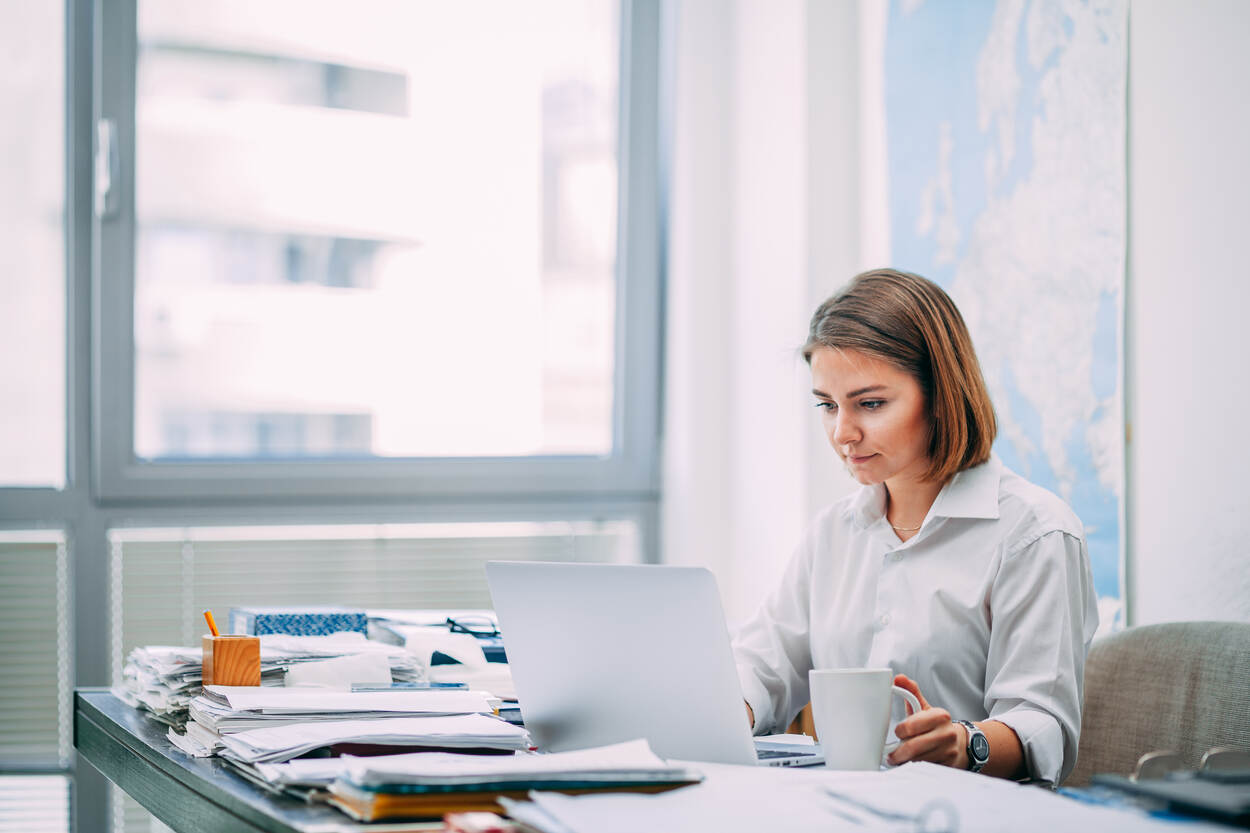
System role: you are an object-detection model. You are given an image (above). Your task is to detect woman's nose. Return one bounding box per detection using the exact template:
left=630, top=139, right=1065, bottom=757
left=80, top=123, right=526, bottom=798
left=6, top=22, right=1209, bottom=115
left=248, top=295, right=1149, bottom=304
left=830, top=411, right=861, bottom=446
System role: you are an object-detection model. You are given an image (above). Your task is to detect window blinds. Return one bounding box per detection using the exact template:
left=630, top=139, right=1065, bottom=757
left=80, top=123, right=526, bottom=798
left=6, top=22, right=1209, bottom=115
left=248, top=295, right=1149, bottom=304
left=0, top=533, right=69, bottom=768
left=0, top=533, right=69, bottom=833
left=0, top=775, right=69, bottom=833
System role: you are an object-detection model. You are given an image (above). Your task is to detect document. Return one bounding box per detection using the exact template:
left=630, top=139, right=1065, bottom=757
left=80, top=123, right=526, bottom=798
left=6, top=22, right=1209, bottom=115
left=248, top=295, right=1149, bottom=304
left=202, top=686, right=494, bottom=715
left=283, top=652, right=393, bottom=688
left=397, top=627, right=489, bottom=669
left=345, top=739, right=699, bottom=788
left=502, top=762, right=1228, bottom=833
left=254, top=757, right=353, bottom=787
left=188, top=694, right=467, bottom=732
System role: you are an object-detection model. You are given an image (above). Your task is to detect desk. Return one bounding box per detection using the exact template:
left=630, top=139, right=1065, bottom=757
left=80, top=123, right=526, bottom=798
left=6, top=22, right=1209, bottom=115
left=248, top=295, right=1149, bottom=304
left=78, top=688, right=1229, bottom=833
left=74, top=689, right=438, bottom=833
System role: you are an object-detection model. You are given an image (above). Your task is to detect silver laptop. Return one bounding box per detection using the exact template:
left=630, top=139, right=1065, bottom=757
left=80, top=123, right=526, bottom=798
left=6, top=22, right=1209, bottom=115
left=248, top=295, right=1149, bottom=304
left=485, top=561, right=823, bottom=767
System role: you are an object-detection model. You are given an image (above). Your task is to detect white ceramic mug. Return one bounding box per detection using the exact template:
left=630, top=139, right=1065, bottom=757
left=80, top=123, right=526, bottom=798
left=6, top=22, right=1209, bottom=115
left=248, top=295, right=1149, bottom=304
left=808, top=668, right=923, bottom=770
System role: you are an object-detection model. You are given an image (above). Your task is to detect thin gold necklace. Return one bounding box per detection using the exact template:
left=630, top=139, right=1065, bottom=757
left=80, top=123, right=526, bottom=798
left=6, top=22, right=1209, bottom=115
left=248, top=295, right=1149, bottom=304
left=886, top=500, right=924, bottom=531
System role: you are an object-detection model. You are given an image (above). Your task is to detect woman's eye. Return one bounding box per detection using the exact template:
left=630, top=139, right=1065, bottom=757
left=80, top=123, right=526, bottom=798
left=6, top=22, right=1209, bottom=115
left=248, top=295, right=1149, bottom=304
left=861, top=400, right=886, bottom=410
left=814, top=401, right=836, bottom=412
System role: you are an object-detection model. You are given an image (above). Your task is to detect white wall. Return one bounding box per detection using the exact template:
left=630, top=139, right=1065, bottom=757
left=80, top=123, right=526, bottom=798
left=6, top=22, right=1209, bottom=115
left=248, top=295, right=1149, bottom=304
left=664, top=0, right=859, bottom=624
left=1126, top=0, right=1250, bottom=624
left=663, top=0, right=736, bottom=590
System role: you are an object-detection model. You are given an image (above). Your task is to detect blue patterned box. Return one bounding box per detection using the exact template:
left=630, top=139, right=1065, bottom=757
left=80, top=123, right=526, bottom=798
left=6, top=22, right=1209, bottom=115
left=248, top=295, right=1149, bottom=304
left=228, top=606, right=368, bottom=637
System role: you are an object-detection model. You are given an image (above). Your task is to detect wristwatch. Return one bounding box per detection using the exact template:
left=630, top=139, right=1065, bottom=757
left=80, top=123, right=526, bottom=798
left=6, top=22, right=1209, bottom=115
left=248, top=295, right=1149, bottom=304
left=955, top=719, right=989, bottom=773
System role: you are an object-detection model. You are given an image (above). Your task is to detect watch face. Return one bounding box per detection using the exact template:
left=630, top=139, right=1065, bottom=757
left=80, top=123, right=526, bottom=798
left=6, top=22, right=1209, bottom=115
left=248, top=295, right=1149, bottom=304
left=971, top=732, right=990, bottom=761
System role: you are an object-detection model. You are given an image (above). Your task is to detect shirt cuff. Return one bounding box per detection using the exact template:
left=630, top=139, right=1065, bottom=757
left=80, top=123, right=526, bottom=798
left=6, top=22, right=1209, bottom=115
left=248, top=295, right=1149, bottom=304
left=990, top=706, right=1065, bottom=785
left=737, top=666, right=773, bottom=736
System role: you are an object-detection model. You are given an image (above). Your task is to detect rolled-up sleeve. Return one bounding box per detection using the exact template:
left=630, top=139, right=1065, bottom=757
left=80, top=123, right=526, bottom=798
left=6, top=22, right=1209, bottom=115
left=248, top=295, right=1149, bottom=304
left=984, top=529, right=1099, bottom=784
left=731, top=532, right=816, bottom=735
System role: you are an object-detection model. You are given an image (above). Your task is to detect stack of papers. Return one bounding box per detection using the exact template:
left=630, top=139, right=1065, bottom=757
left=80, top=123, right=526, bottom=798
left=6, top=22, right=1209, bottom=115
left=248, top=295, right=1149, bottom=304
left=192, top=686, right=497, bottom=728
left=217, top=714, right=532, bottom=764
left=170, top=687, right=505, bottom=758
left=115, top=645, right=283, bottom=729
left=117, top=634, right=426, bottom=728
left=324, top=739, right=702, bottom=822
left=203, top=685, right=498, bottom=715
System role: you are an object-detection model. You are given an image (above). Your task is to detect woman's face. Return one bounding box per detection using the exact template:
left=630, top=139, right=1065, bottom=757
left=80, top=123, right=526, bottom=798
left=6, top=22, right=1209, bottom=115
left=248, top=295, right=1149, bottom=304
left=809, top=346, right=932, bottom=487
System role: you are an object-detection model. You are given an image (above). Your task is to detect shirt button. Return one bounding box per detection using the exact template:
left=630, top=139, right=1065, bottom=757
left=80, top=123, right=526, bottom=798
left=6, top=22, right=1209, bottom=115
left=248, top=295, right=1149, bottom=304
left=891, top=552, right=903, bottom=562
left=880, top=614, right=891, bottom=627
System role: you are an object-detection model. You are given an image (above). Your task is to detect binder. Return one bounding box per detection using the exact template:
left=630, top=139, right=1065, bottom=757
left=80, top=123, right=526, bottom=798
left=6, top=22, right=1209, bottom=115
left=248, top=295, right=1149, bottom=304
left=1091, top=770, right=1250, bottom=826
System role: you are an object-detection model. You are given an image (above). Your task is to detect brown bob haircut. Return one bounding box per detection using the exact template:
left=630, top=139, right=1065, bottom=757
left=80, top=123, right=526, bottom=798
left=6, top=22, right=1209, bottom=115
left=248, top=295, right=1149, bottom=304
left=803, top=268, right=997, bottom=484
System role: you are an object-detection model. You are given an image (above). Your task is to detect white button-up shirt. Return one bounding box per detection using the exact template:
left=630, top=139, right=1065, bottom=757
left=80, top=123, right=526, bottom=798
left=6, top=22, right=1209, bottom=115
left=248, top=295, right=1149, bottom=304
left=732, top=457, right=1099, bottom=784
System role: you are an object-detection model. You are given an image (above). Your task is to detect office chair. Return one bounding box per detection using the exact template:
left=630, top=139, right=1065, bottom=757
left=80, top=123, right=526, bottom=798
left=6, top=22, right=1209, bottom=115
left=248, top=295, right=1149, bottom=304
left=1065, top=621, right=1250, bottom=786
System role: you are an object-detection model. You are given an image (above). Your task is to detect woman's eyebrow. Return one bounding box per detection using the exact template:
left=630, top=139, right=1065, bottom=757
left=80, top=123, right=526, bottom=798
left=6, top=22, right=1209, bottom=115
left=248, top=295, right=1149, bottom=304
left=811, top=384, right=888, bottom=399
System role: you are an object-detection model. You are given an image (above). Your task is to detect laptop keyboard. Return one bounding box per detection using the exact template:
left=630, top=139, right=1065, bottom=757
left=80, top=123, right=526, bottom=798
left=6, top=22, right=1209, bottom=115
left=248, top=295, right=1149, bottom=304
left=757, top=748, right=816, bottom=760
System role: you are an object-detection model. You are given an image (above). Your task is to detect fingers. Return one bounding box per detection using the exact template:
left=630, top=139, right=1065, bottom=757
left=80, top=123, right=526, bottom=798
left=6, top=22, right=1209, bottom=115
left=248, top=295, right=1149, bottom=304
left=893, top=673, right=930, bottom=713
left=887, top=713, right=963, bottom=767
left=885, top=679, right=965, bottom=769
left=892, top=706, right=950, bottom=740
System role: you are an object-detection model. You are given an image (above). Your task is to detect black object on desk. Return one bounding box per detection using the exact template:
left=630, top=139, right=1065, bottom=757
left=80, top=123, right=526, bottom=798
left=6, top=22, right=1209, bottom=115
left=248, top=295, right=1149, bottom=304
left=1091, top=770, right=1250, bottom=828
left=73, top=689, right=441, bottom=833
left=432, top=616, right=508, bottom=665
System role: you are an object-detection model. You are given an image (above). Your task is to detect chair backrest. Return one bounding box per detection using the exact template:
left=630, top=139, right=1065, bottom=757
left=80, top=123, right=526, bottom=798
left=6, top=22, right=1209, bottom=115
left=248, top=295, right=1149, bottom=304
left=1066, top=621, right=1250, bottom=786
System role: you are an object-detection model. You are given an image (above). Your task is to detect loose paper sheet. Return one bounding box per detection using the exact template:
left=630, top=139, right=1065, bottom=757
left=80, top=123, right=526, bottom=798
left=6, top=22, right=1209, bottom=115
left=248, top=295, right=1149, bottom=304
left=283, top=653, right=394, bottom=688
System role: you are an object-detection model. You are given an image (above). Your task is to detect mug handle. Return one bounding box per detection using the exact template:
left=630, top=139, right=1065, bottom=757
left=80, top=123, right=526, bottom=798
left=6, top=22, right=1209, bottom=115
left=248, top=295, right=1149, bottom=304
left=882, top=685, right=923, bottom=754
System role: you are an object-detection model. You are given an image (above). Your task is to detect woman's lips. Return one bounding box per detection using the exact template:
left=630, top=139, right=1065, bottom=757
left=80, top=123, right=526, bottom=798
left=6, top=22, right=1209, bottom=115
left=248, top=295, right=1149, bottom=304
left=848, top=453, right=877, bottom=465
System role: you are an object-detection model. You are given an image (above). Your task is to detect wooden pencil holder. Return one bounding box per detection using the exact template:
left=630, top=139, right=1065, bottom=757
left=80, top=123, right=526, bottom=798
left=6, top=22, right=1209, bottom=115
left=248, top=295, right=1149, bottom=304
left=202, top=634, right=261, bottom=687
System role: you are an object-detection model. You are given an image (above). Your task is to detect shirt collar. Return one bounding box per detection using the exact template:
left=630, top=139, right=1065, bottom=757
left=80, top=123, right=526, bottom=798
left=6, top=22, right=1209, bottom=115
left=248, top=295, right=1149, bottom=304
left=846, top=482, right=888, bottom=529
left=843, top=456, right=1002, bottom=528
left=929, top=456, right=1002, bottom=521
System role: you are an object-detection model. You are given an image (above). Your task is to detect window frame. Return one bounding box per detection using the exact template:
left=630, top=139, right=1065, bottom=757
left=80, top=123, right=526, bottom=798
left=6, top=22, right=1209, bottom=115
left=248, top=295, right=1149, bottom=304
left=93, top=0, right=664, bottom=503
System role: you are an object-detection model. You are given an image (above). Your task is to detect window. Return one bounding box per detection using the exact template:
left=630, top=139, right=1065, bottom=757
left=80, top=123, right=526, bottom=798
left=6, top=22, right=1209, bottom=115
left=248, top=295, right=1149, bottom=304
left=97, top=0, right=662, bottom=500
left=0, top=3, right=65, bottom=488
left=131, top=2, right=619, bottom=462
left=3, top=3, right=663, bottom=831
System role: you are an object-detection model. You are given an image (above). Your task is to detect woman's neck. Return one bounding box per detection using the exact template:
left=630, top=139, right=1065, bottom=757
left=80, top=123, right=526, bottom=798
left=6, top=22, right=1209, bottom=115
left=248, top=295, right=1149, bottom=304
left=883, top=475, right=944, bottom=541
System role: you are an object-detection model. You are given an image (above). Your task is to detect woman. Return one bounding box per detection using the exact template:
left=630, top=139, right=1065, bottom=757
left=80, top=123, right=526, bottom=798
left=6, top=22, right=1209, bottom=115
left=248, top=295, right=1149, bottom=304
left=733, top=268, right=1098, bottom=784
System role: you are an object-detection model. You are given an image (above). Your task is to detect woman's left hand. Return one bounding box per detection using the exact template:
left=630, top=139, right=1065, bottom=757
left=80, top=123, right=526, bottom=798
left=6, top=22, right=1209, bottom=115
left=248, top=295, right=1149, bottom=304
left=887, top=674, right=968, bottom=769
